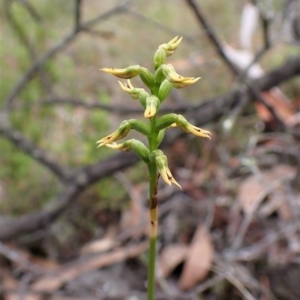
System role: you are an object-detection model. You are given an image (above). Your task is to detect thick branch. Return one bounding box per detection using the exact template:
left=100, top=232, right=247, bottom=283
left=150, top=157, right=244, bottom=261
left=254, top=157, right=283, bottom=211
left=191, top=55, right=300, bottom=126
left=0, top=152, right=138, bottom=241
left=185, top=0, right=298, bottom=131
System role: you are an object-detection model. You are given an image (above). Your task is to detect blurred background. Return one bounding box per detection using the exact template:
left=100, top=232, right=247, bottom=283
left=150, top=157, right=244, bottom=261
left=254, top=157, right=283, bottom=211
left=0, top=0, right=300, bottom=299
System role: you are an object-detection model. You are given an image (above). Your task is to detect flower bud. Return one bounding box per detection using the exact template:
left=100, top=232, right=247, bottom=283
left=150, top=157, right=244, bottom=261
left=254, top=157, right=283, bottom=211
left=156, top=113, right=178, bottom=131
left=154, top=66, right=165, bottom=84
left=144, top=96, right=160, bottom=118
left=155, top=114, right=211, bottom=139
left=153, top=47, right=166, bottom=69
left=138, top=90, right=149, bottom=109
left=139, top=67, right=155, bottom=90
left=100, top=65, right=140, bottom=79
left=159, top=36, right=183, bottom=57
left=158, top=79, right=173, bottom=101
left=157, top=129, right=166, bottom=146
left=129, top=119, right=151, bottom=136
left=130, top=140, right=150, bottom=163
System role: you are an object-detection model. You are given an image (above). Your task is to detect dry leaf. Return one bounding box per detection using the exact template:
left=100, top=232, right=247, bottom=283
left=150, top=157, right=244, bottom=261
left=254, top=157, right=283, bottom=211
left=238, top=165, right=295, bottom=215
left=258, top=194, right=292, bottom=220
left=255, top=88, right=295, bottom=125
left=81, top=225, right=117, bottom=254
left=158, top=244, right=188, bottom=277
left=179, top=225, right=214, bottom=290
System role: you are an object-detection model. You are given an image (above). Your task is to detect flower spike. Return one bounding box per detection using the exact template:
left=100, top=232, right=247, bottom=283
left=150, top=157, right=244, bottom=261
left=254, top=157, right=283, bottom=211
left=100, top=65, right=140, bottom=79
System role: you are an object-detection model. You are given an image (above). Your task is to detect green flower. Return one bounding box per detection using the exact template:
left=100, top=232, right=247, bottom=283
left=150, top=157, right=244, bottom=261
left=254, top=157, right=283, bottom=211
left=150, top=150, right=181, bottom=189
left=100, top=65, right=140, bottom=79
left=144, top=96, right=160, bottom=118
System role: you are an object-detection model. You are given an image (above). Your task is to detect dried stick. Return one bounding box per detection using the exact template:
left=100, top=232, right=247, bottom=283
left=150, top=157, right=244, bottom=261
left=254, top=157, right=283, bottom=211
left=185, top=0, right=239, bottom=75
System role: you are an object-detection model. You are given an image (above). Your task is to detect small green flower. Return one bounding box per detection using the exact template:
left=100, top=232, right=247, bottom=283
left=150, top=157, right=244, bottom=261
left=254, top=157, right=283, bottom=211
left=106, top=139, right=150, bottom=163
left=150, top=150, right=181, bottom=189
left=158, top=79, right=173, bottom=101
left=96, top=119, right=151, bottom=147
left=96, top=120, right=132, bottom=147
left=156, top=113, right=211, bottom=139
left=100, top=65, right=140, bottom=79
left=175, top=114, right=211, bottom=138
left=161, top=64, right=200, bottom=84
left=172, top=77, right=201, bottom=88
left=159, top=36, right=183, bottom=57
left=139, top=67, right=156, bottom=89
left=153, top=47, right=166, bottom=69
left=144, top=96, right=160, bottom=118
left=118, top=80, right=147, bottom=99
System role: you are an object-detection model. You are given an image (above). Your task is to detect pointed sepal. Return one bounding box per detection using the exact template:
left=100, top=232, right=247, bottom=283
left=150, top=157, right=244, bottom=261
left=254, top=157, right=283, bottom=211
left=100, top=65, right=140, bottom=79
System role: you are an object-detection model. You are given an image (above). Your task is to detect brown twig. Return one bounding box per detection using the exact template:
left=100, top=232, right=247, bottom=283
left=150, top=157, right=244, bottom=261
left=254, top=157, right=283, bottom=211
left=185, top=0, right=239, bottom=75
left=4, top=0, right=53, bottom=95
left=0, top=114, right=70, bottom=181
left=37, top=97, right=193, bottom=114
left=185, top=0, right=297, bottom=132
left=74, top=0, right=82, bottom=32
left=0, top=242, right=44, bottom=275
left=2, top=0, right=134, bottom=111
left=17, top=0, right=43, bottom=23
left=0, top=151, right=138, bottom=241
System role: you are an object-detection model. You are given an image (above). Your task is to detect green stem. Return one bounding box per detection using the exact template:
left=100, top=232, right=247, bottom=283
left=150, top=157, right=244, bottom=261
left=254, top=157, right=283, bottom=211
left=147, top=162, right=158, bottom=300
left=147, top=116, right=158, bottom=300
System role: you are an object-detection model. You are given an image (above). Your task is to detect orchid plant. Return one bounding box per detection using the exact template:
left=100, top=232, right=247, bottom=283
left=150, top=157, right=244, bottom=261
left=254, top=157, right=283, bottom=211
left=97, top=37, right=211, bottom=300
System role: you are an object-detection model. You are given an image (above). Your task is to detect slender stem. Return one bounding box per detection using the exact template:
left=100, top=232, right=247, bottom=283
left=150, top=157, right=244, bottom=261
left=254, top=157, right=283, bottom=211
left=147, top=115, right=158, bottom=300
left=147, top=162, right=158, bottom=300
